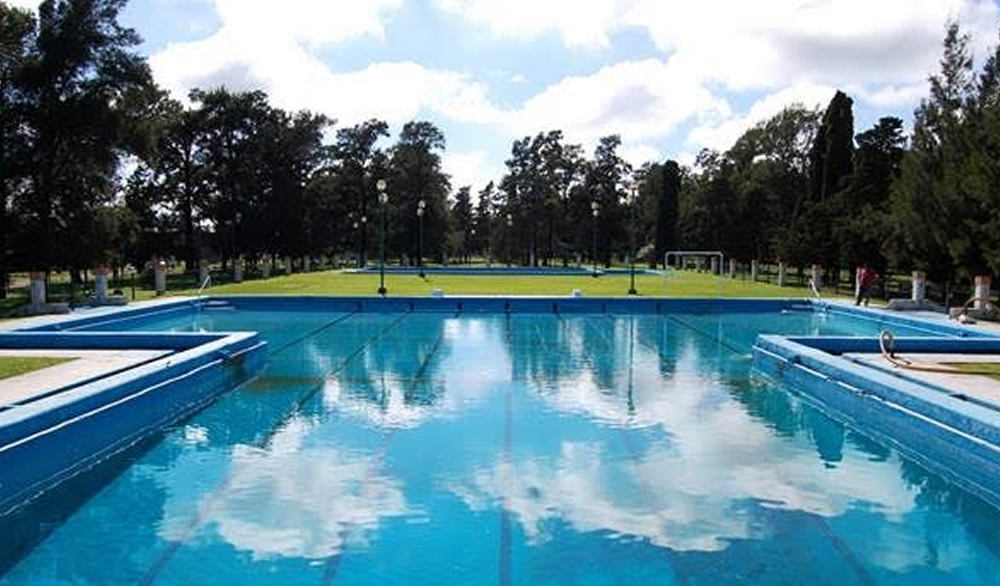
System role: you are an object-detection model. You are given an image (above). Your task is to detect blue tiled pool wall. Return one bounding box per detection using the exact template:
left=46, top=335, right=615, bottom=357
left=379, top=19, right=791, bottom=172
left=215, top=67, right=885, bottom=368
left=6, top=298, right=1000, bottom=583
left=753, top=334, right=1000, bottom=507
left=0, top=331, right=267, bottom=515
left=8, top=296, right=997, bottom=517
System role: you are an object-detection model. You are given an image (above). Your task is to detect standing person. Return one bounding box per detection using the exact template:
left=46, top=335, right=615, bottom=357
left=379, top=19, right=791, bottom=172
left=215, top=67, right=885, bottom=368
left=855, top=265, right=878, bottom=306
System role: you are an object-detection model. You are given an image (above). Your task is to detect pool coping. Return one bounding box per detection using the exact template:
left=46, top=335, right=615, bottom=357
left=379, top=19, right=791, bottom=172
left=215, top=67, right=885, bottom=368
left=0, top=327, right=267, bottom=515
left=6, top=294, right=1000, bottom=513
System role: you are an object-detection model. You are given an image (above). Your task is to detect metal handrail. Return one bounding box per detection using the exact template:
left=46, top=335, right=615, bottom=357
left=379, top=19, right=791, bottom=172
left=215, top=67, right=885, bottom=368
left=196, top=274, right=211, bottom=302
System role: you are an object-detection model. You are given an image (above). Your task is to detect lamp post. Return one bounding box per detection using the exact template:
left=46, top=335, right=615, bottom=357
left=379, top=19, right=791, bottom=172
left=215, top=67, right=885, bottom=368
left=591, top=201, right=600, bottom=277
left=506, top=213, right=513, bottom=267
left=353, top=215, right=367, bottom=268
left=417, top=199, right=426, bottom=278
left=470, top=227, right=476, bottom=265
left=376, top=179, right=388, bottom=296
left=628, top=185, right=638, bottom=295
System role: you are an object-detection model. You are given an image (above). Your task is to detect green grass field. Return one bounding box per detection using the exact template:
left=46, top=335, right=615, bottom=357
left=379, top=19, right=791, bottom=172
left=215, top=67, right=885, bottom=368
left=943, top=362, right=1000, bottom=382
left=1, top=269, right=843, bottom=323
left=0, top=356, right=76, bottom=381
left=174, top=269, right=815, bottom=298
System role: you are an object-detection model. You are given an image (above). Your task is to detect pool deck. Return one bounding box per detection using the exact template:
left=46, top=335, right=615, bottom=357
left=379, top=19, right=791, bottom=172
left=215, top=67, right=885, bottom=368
left=845, top=352, right=1000, bottom=408
left=0, top=349, right=171, bottom=407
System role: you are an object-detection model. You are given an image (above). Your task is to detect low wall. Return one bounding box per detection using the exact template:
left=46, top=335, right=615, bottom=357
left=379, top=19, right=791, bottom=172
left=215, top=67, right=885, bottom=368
left=0, top=331, right=266, bottom=514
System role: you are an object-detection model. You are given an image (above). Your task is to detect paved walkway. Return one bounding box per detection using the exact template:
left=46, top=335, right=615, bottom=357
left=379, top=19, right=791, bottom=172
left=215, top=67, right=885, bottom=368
left=0, top=349, right=171, bottom=407
left=846, top=352, right=1000, bottom=409
left=0, top=296, right=193, bottom=332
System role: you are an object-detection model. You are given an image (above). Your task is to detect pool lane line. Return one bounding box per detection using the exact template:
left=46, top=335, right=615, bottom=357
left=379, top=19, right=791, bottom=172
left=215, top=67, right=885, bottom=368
left=136, top=311, right=413, bottom=586
left=810, top=515, right=875, bottom=586
left=256, top=312, right=415, bottom=449
left=499, top=313, right=515, bottom=586
left=319, top=314, right=456, bottom=586
left=560, top=314, right=692, bottom=586
left=600, top=312, right=746, bottom=357
left=612, top=430, right=692, bottom=586
left=599, top=315, right=874, bottom=585
left=269, top=311, right=360, bottom=357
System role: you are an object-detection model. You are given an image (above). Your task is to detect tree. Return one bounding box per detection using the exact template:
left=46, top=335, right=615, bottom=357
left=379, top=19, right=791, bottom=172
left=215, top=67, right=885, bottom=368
left=888, top=22, right=979, bottom=291
left=388, top=121, right=450, bottom=263
left=654, top=160, right=680, bottom=268
left=15, top=0, right=151, bottom=278
left=451, top=186, right=473, bottom=262
left=326, top=118, right=389, bottom=266
left=0, top=2, right=36, bottom=296
left=835, top=117, right=905, bottom=270
left=583, top=135, right=631, bottom=266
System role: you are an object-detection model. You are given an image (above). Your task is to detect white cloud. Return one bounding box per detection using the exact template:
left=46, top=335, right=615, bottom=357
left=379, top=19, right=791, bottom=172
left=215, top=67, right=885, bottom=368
left=146, top=0, right=1000, bottom=172
left=687, top=83, right=836, bottom=152
left=443, top=151, right=501, bottom=194
left=435, top=0, right=624, bottom=47
left=507, top=58, right=730, bottom=147
left=150, top=28, right=502, bottom=127
left=212, top=0, right=400, bottom=47
left=447, top=337, right=924, bottom=556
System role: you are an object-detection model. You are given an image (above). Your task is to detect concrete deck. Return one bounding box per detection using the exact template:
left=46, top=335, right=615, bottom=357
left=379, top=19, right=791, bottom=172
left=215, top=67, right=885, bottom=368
left=0, top=349, right=171, bottom=407
left=846, top=352, right=1000, bottom=409
left=0, top=296, right=193, bottom=332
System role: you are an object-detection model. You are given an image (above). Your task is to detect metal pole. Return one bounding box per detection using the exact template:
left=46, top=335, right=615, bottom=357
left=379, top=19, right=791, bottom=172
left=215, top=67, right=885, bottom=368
left=377, top=180, right=388, bottom=296
left=591, top=202, right=600, bottom=278
left=379, top=204, right=386, bottom=295
left=628, top=187, right=637, bottom=295
left=417, top=200, right=426, bottom=278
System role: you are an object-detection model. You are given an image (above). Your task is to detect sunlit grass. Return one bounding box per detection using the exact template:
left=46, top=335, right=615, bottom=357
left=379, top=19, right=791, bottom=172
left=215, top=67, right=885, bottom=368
left=0, top=356, right=76, bottom=381
left=174, top=269, right=815, bottom=298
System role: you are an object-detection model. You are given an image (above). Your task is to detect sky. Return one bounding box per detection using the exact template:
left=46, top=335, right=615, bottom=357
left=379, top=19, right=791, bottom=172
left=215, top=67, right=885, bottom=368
left=9, top=0, right=1000, bottom=195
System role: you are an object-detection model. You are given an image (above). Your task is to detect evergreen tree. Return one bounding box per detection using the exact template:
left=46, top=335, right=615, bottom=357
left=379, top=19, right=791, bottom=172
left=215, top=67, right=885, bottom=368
left=655, top=160, right=680, bottom=267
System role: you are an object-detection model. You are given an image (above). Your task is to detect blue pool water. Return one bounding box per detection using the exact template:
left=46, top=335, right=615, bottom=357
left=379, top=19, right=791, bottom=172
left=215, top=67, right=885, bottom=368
left=3, top=307, right=1000, bottom=584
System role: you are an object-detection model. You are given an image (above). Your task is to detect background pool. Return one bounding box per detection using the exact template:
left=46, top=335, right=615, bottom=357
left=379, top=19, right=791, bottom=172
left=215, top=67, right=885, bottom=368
left=3, top=308, right=999, bottom=585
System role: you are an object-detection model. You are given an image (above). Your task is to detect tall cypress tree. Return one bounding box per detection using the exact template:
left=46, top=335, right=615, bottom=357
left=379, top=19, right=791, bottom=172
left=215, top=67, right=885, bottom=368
left=655, top=160, right=680, bottom=268
left=808, top=90, right=855, bottom=202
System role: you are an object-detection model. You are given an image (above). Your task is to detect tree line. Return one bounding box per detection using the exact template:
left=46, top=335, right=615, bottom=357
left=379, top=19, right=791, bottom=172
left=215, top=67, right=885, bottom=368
left=2, top=1, right=999, bottom=300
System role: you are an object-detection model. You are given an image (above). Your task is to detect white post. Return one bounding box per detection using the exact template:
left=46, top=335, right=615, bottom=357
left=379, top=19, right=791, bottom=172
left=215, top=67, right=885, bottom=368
left=777, top=262, right=786, bottom=287
left=94, top=266, right=108, bottom=302
left=198, top=261, right=209, bottom=286
left=751, top=260, right=759, bottom=282
left=154, top=261, right=167, bottom=296
left=261, top=259, right=271, bottom=278
left=811, top=264, right=823, bottom=291
left=710, top=257, right=719, bottom=275
left=975, top=275, right=991, bottom=310
left=29, top=272, right=46, bottom=307
left=302, top=255, right=311, bottom=273
left=912, top=271, right=926, bottom=303
left=729, top=259, right=736, bottom=279
left=854, top=266, right=863, bottom=300
left=233, top=258, right=244, bottom=283
left=285, top=256, right=294, bottom=275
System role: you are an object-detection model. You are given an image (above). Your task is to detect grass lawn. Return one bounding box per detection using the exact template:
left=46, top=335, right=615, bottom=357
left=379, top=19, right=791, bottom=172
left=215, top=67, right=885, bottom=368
left=0, top=356, right=76, bottom=381
left=177, top=270, right=818, bottom=298
left=943, top=362, right=1000, bottom=382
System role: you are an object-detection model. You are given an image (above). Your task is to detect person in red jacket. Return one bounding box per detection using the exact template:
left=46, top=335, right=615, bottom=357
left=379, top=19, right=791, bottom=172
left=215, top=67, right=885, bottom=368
left=855, top=265, right=879, bottom=306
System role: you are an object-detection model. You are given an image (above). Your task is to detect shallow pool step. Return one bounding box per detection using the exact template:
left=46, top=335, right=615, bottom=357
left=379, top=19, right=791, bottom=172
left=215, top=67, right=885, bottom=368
left=201, top=300, right=235, bottom=311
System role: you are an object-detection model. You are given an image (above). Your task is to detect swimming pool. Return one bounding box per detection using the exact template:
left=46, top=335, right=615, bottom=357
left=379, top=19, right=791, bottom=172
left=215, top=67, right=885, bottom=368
left=3, top=301, right=1000, bottom=584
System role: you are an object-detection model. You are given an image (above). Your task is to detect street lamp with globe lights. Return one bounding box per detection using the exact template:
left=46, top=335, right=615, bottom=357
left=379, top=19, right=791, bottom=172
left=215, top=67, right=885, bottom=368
left=591, top=201, right=600, bottom=277
left=628, top=185, right=638, bottom=295
left=505, top=213, right=514, bottom=267
left=417, top=199, right=426, bottom=278
left=376, top=179, right=388, bottom=296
